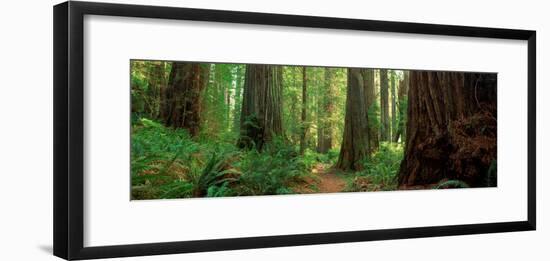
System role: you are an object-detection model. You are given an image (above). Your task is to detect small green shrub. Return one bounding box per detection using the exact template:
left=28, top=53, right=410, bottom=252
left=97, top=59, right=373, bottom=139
left=206, top=182, right=233, bottom=197
left=346, top=142, right=403, bottom=192
left=234, top=138, right=310, bottom=196
left=185, top=151, right=240, bottom=197
left=131, top=116, right=199, bottom=179
left=159, top=180, right=194, bottom=199
left=327, top=148, right=340, bottom=164
left=301, top=150, right=321, bottom=169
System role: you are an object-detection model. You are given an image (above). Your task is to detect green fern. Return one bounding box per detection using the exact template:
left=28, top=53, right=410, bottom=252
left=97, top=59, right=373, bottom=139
left=434, top=180, right=470, bottom=189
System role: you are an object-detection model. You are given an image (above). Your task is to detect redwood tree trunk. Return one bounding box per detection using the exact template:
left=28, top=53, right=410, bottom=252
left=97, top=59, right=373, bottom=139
left=379, top=69, right=390, bottom=141
left=299, top=67, right=308, bottom=155
left=237, top=64, right=283, bottom=150
left=336, top=68, right=369, bottom=171
left=393, top=71, right=409, bottom=143
left=362, top=68, right=378, bottom=153
left=317, top=68, right=335, bottom=153
left=233, top=65, right=244, bottom=132
left=161, top=62, right=209, bottom=137
left=146, top=61, right=165, bottom=119
left=398, top=71, right=497, bottom=188
left=390, top=70, right=397, bottom=140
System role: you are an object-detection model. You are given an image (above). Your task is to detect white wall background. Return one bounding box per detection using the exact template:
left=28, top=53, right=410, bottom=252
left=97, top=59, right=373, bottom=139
left=0, top=0, right=547, bottom=260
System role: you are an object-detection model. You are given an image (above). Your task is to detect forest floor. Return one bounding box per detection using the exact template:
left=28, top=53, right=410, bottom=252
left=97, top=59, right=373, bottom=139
left=313, top=163, right=347, bottom=193
left=294, top=163, right=347, bottom=194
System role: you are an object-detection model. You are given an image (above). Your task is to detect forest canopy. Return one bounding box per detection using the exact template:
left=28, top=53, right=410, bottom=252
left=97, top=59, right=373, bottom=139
left=130, top=60, right=497, bottom=200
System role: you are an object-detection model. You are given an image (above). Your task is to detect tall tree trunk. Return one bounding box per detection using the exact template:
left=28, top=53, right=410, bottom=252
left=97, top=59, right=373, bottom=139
left=393, top=71, right=409, bottom=143
left=379, top=69, right=390, bottom=141
left=390, top=70, right=397, bottom=141
left=299, top=67, right=308, bottom=155
left=215, top=66, right=224, bottom=131
left=362, top=68, right=378, bottom=153
left=161, top=62, right=209, bottom=137
left=199, top=64, right=214, bottom=130
left=336, top=68, right=369, bottom=171
left=225, top=80, right=231, bottom=130
left=317, top=68, right=335, bottom=153
left=289, top=67, right=299, bottom=144
left=237, top=64, right=283, bottom=150
left=145, top=61, right=165, bottom=119
left=157, top=62, right=170, bottom=119
left=233, top=65, right=243, bottom=132
left=398, top=71, right=497, bottom=188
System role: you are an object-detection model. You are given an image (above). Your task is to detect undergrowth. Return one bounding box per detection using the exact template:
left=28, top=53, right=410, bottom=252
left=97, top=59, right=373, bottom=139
left=131, top=116, right=314, bottom=200
left=131, top=117, right=411, bottom=199
left=345, top=142, right=403, bottom=192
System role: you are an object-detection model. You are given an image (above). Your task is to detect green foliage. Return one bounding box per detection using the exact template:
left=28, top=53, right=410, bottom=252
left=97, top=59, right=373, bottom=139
left=234, top=136, right=311, bottom=196
left=345, top=142, right=403, bottom=192
left=130, top=61, right=167, bottom=119
left=131, top=117, right=198, bottom=177
left=367, top=101, right=381, bottom=131
left=327, top=149, right=340, bottom=164
left=300, top=148, right=339, bottom=166
left=434, top=180, right=470, bottom=189
left=301, top=150, right=321, bottom=169
left=362, top=142, right=403, bottom=180
left=159, top=180, right=194, bottom=199
left=131, top=116, right=200, bottom=199
left=131, top=117, right=313, bottom=199
left=130, top=72, right=149, bottom=113
left=207, top=183, right=233, bottom=197
left=185, top=151, right=240, bottom=197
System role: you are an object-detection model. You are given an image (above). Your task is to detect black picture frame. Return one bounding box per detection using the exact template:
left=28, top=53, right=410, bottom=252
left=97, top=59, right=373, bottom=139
left=53, top=1, right=536, bottom=260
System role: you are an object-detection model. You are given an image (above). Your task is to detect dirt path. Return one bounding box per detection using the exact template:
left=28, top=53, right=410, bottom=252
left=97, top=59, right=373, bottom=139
left=310, top=163, right=346, bottom=193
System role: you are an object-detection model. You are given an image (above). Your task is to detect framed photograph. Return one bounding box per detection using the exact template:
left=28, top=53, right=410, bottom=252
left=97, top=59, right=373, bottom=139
left=54, top=1, right=536, bottom=260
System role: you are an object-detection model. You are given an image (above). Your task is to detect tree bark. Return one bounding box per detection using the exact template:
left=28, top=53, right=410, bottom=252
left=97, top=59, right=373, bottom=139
left=398, top=71, right=497, bottom=188
left=390, top=70, right=397, bottom=141
left=237, top=64, right=283, bottom=150
left=362, top=68, right=378, bottom=153
left=145, top=61, right=165, bottom=119
left=379, top=69, right=390, bottom=141
left=317, top=68, right=335, bottom=153
left=289, top=67, right=299, bottom=144
left=161, top=62, right=209, bottom=137
left=299, top=67, right=308, bottom=155
left=233, top=65, right=244, bottom=132
left=336, top=68, right=369, bottom=171
left=393, top=71, right=409, bottom=143
left=225, top=75, right=231, bottom=130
